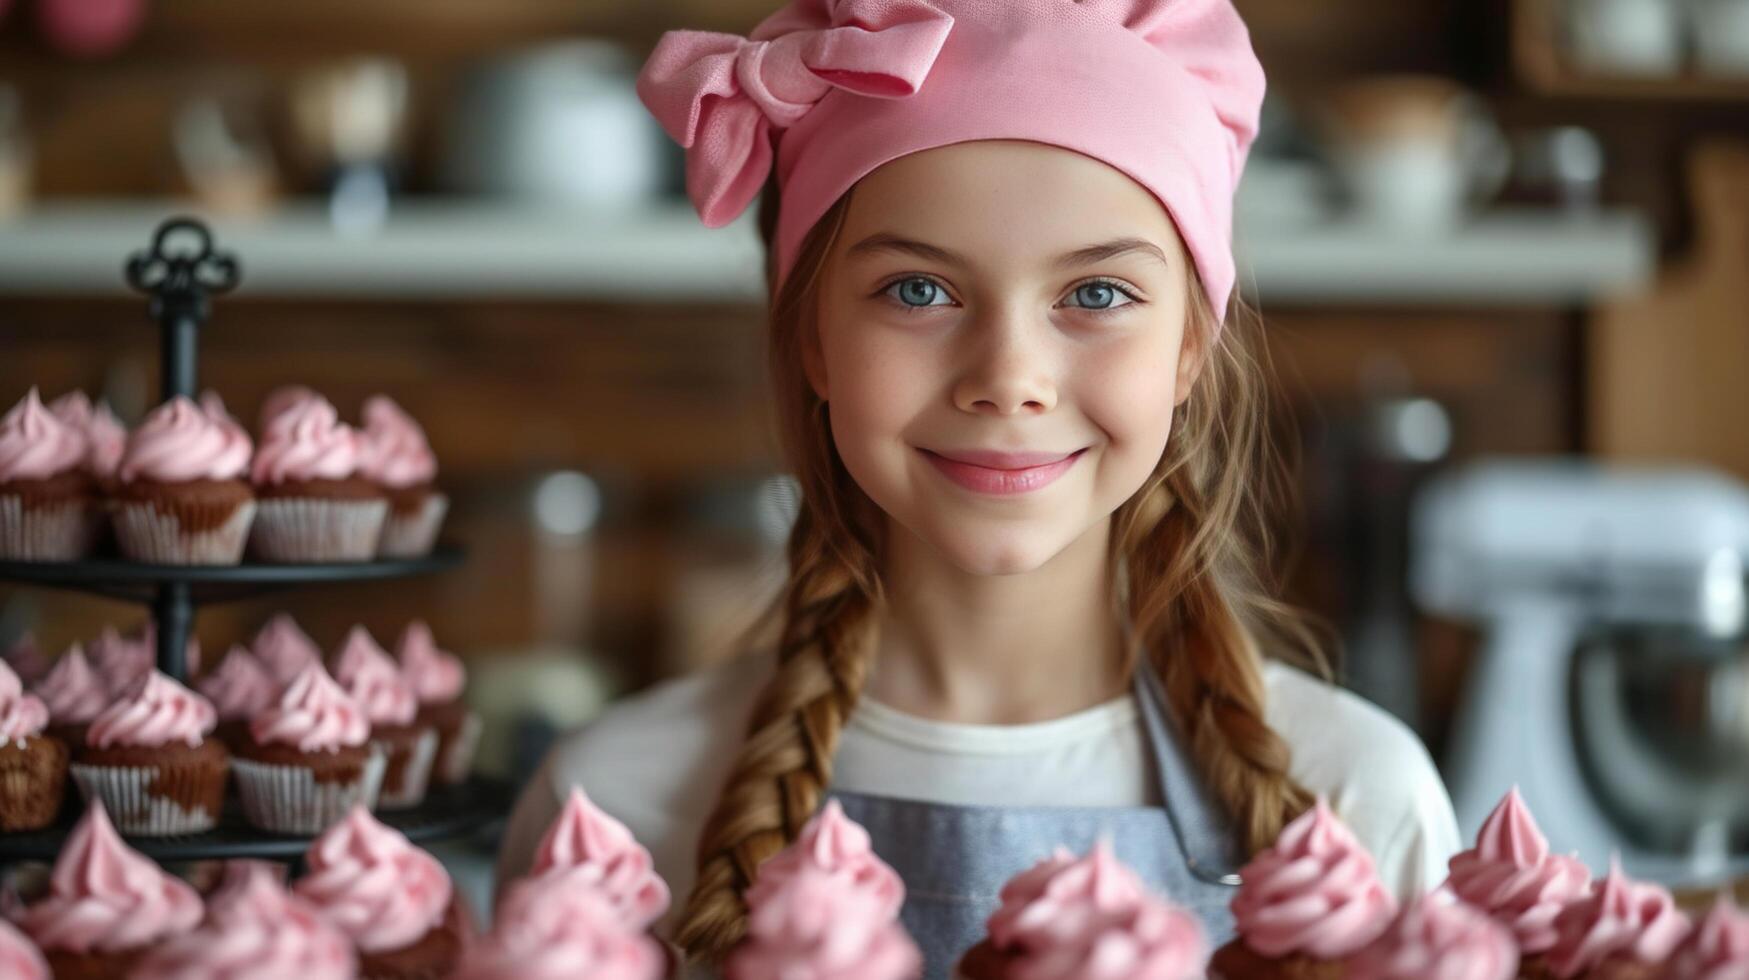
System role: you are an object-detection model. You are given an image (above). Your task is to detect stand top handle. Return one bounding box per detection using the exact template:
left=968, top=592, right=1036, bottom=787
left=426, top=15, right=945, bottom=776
left=125, top=216, right=241, bottom=301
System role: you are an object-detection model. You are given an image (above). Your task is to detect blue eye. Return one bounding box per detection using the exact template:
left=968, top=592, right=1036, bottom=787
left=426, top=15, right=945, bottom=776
left=1065, top=280, right=1137, bottom=311
left=883, top=276, right=952, bottom=309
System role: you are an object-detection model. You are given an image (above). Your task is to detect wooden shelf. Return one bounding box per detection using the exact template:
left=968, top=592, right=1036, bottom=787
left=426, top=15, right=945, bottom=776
left=1512, top=0, right=1749, bottom=103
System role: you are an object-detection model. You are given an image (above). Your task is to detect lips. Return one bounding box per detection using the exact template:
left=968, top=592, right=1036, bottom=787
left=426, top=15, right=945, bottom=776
left=919, top=447, right=1087, bottom=495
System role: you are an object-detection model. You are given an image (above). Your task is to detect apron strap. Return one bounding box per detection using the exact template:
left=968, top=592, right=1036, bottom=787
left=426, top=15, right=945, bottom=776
left=1130, top=656, right=1247, bottom=886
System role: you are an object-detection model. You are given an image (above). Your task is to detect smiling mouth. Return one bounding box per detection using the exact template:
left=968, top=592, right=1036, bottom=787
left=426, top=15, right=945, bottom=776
left=917, top=447, right=1088, bottom=495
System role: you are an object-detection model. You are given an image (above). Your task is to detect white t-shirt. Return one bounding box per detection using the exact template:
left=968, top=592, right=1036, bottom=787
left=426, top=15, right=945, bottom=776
left=496, top=650, right=1462, bottom=944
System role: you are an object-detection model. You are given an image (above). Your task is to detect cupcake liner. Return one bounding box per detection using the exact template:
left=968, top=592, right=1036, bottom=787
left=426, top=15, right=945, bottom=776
left=0, top=494, right=104, bottom=561
left=68, top=760, right=227, bottom=836
left=377, top=493, right=448, bottom=559
left=232, top=747, right=387, bottom=835
left=114, top=499, right=255, bottom=565
left=250, top=497, right=389, bottom=563
left=0, top=737, right=69, bottom=831
left=436, top=712, right=482, bottom=785
left=376, top=727, right=439, bottom=811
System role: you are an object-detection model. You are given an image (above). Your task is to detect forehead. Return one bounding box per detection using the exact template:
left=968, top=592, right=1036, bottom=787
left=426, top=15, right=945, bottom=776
left=835, top=140, right=1185, bottom=270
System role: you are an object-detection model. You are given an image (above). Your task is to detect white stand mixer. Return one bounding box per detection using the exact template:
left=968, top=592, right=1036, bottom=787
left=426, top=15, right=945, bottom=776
left=1413, top=459, right=1749, bottom=882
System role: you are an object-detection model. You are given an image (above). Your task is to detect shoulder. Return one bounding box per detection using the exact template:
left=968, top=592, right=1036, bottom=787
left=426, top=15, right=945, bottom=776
left=1262, top=660, right=1462, bottom=898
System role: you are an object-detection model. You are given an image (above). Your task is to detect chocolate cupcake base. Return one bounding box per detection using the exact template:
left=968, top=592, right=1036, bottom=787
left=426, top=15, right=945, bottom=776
left=373, top=723, right=438, bottom=811
left=69, top=739, right=230, bottom=836
left=0, top=735, right=69, bottom=831
left=251, top=477, right=389, bottom=563
left=376, top=487, right=447, bottom=559
left=358, top=918, right=462, bottom=980
left=113, top=478, right=256, bottom=566
left=44, top=946, right=147, bottom=980
left=1209, top=941, right=1348, bottom=980
left=419, top=700, right=480, bottom=786
left=231, top=739, right=386, bottom=835
left=0, top=472, right=104, bottom=561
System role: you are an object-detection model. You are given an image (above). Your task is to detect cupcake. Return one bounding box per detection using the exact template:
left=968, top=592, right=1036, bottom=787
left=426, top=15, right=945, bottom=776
left=746, top=798, right=905, bottom=919
left=394, top=621, right=479, bottom=785
left=1446, top=787, right=1593, bottom=976
left=249, top=393, right=386, bottom=563
left=232, top=663, right=384, bottom=834
left=730, top=861, right=923, bottom=980
left=48, top=390, right=126, bottom=487
left=526, top=785, right=671, bottom=929
left=253, top=612, right=325, bottom=686
left=2, top=631, right=50, bottom=687
left=132, top=860, right=357, bottom=980
left=332, top=626, right=436, bottom=810
left=0, top=388, right=104, bottom=561
left=0, top=917, right=48, bottom=980
left=260, top=384, right=319, bottom=431
left=1543, top=858, right=1689, bottom=980
left=32, top=642, right=108, bottom=748
left=292, top=805, right=461, bottom=980
left=86, top=625, right=152, bottom=697
left=68, top=670, right=229, bottom=836
left=1210, top=797, right=1398, bottom=980
left=358, top=396, right=447, bottom=558
left=1347, top=894, right=1519, bottom=980
left=17, top=800, right=203, bottom=977
left=197, top=644, right=279, bottom=751
left=955, top=838, right=1204, bottom=980
left=1667, top=895, right=1749, bottom=980
left=455, top=869, right=666, bottom=980
left=0, top=659, right=67, bottom=832
left=113, top=395, right=255, bottom=565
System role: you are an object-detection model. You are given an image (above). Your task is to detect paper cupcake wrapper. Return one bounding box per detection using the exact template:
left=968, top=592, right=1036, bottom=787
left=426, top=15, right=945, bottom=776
left=250, top=497, right=388, bottom=563
left=0, top=494, right=104, bottom=561
left=232, top=747, right=387, bottom=835
left=377, top=493, right=448, bottom=559
left=68, top=762, right=223, bottom=836
left=114, top=499, right=255, bottom=565
left=436, top=712, right=483, bottom=785
left=376, top=727, right=439, bottom=810
left=0, top=742, right=68, bottom=831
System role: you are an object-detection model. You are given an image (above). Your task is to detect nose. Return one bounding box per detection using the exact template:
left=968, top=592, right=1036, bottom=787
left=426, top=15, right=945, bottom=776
left=950, top=309, right=1058, bottom=416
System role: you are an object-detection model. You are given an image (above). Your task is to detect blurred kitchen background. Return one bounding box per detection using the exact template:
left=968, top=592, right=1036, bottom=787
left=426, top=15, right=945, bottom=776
left=2, top=0, right=1749, bottom=900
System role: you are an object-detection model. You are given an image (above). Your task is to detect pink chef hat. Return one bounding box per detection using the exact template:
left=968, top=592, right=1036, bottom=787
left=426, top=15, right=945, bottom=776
left=636, top=0, right=1266, bottom=325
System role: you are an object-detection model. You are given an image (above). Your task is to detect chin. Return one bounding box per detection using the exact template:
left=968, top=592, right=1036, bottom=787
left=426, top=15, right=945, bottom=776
left=925, top=520, right=1078, bottom=577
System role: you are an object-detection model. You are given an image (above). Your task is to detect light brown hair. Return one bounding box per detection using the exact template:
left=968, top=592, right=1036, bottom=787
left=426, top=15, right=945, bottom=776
left=674, top=172, right=1326, bottom=965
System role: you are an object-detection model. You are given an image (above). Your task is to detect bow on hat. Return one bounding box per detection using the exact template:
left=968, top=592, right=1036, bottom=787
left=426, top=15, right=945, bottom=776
left=635, top=0, right=955, bottom=228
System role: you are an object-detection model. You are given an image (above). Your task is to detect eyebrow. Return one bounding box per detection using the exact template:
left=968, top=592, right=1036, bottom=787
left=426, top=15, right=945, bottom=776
left=845, top=234, right=1172, bottom=272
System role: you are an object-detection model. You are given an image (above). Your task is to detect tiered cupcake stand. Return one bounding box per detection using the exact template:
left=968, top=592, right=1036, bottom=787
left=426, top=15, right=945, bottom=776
left=0, top=218, right=507, bottom=863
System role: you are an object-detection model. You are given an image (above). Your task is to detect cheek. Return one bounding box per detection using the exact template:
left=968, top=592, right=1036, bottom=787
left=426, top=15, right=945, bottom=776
left=820, top=324, right=934, bottom=467
left=1078, top=336, right=1182, bottom=458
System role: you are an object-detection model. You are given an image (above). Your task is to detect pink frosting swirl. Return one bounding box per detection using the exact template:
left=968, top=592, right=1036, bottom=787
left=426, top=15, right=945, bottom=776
left=1348, top=894, right=1519, bottom=980
left=248, top=663, right=371, bottom=752
left=259, top=384, right=319, bottom=433
left=0, top=917, right=47, bottom=980
left=3, top=632, right=51, bottom=686
left=85, top=670, right=216, bottom=749
left=1547, top=858, right=1690, bottom=978
left=986, top=839, right=1147, bottom=954
left=252, top=613, right=324, bottom=685
left=727, top=862, right=922, bottom=980
left=0, top=659, right=49, bottom=741
left=198, top=646, right=279, bottom=722
left=88, top=625, right=153, bottom=697
left=19, top=800, right=203, bottom=953
left=1231, top=797, right=1398, bottom=959
left=118, top=395, right=252, bottom=483
left=31, top=643, right=109, bottom=726
left=746, top=799, right=905, bottom=921
left=250, top=393, right=362, bottom=485
left=331, top=626, right=417, bottom=727
left=292, top=806, right=452, bottom=954
left=529, top=786, right=671, bottom=928
left=456, top=872, right=665, bottom=980
left=200, top=389, right=255, bottom=450
left=1008, top=894, right=1207, bottom=980
left=395, top=620, right=465, bottom=705
left=0, top=388, right=87, bottom=482
left=133, top=861, right=356, bottom=980
left=1670, top=896, right=1749, bottom=980
left=359, top=396, right=437, bottom=488
left=1446, top=787, right=1593, bottom=953
left=48, top=391, right=126, bottom=480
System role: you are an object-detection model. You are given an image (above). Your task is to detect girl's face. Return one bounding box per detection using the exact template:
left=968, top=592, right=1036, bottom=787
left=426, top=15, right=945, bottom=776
left=811, top=140, right=1201, bottom=577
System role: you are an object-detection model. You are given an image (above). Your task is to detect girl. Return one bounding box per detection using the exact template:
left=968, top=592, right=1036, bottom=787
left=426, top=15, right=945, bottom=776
left=498, top=0, right=1461, bottom=975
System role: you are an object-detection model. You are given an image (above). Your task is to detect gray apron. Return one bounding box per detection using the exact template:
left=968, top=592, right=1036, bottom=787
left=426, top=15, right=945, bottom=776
left=825, top=663, right=1244, bottom=980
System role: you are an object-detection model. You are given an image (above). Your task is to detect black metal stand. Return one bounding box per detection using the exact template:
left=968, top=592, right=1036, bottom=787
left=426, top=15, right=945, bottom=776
left=0, top=217, right=503, bottom=864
